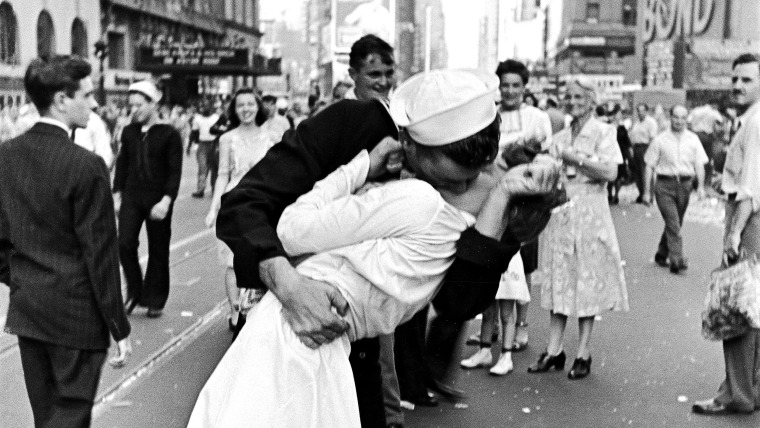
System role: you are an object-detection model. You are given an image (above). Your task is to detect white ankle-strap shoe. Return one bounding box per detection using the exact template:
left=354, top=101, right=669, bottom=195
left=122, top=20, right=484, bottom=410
left=460, top=347, right=492, bottom=369
left=489, top=352, right=514, bottom=376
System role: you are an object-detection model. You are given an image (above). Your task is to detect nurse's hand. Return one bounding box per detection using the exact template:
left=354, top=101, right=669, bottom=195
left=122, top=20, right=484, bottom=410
left=368, top=137, right=404, bottom=179
left=498, top=157, right=561, bottom=197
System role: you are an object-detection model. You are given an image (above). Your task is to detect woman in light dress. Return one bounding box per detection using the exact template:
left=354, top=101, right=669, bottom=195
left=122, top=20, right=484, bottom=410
left=204, top=88, right=277, bottom=330
left=528, top=78, right=629, bottom=380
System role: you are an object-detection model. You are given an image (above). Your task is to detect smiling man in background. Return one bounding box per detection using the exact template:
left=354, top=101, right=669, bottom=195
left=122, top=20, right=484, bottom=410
left=345, top=34, right=396, bottom=103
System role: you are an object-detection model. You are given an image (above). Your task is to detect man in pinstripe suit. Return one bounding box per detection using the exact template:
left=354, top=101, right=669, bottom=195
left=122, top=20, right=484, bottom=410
left=0, top=56, right=131, bottom=428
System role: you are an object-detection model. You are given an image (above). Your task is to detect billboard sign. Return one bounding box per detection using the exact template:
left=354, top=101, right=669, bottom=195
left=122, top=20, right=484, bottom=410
left=335, top=0, right=395, bottom=53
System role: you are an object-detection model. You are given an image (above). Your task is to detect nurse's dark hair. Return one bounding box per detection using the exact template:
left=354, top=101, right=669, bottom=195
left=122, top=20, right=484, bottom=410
left=406, top=113, right=501, bottom=168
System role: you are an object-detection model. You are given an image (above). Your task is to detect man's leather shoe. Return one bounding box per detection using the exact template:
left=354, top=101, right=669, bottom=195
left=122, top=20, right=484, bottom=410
left=692, top=399, right=734, bottom=415
left=125, top=296, right=139, bottom=315
left=191, top=191, right=204, bottom=198
left=670, top=260, right=688, bottom=274
left=654, top=254, right=668, bottom=267
left=410, top=393, right=438, bottom=407
left=428, top=379, right=467, bottom=400
left=146, top=308, right=163, bottom=318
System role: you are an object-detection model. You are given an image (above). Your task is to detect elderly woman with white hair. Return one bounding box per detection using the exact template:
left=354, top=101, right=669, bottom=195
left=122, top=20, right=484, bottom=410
left=528, top=78, right=629, bottom=380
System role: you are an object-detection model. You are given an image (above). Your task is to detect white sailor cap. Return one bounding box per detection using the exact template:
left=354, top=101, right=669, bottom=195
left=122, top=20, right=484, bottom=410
left=389, top=69, right=498, bottom=146
left=128, top=80, right=162, bottom=103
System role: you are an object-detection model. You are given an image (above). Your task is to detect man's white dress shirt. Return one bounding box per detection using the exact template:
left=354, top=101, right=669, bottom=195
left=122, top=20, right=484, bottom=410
left=645, top=129, right=708, bottom=177
left=74, top=112, right=114, bottom=168
left=723, top=102, right=760, bottom=211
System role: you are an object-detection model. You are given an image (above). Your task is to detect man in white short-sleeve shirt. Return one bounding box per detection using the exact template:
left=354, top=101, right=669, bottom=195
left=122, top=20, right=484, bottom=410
left=643, top=104, right=707, bottom=274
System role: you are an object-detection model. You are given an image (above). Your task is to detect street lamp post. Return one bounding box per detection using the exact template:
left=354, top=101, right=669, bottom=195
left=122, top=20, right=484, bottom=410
left=94, top=40, right=108, bottom=106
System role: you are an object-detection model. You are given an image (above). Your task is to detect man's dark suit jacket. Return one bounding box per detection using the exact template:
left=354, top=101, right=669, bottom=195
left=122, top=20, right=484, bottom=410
left=0, top=122, right=130, bottom=350
left=217, top=99, right=520, bottom=321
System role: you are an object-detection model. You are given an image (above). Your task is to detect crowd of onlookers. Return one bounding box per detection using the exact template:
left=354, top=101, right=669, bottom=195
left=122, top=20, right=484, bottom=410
left=0, top=92, right=314, bottom=164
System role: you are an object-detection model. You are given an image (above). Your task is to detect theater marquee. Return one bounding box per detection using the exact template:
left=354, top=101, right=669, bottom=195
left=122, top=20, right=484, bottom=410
left=136, top=46, right=250, bottom=74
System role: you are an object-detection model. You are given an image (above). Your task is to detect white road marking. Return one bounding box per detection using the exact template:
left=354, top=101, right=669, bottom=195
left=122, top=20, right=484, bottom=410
left=139, top=228, right=214, bottom=265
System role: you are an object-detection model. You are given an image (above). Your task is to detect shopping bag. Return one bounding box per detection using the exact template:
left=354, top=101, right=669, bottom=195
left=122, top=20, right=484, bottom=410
left=701, top=255, right=760, bottom=341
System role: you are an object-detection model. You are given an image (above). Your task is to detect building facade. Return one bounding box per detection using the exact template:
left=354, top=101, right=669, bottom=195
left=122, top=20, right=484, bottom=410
left=102, top=0, right=278, bottom=105
left=0, top=0, right=101, bottom=109
left=544, top=0, right=638, bottom=101
left=639, top=0, right=760, bottom=94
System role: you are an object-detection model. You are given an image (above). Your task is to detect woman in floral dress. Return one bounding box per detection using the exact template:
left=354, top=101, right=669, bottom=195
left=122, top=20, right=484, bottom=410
left=528, top=78, right=629, bottom=380
left=205, top=88, right=278, bottom=330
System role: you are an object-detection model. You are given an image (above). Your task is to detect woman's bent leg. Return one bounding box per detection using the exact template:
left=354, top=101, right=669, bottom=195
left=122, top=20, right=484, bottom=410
left=547, top=312, right=568, bottom=356
left=577, top=316, right=595, bottom=359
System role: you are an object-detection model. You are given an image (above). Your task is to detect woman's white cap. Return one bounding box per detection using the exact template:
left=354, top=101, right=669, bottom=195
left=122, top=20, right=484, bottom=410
left=389, top=69, right=498, bottom=146
left=128, top=81, right=162, bottom=103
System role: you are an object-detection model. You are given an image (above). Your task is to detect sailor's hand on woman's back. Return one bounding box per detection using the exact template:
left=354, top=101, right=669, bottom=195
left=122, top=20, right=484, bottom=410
left=260, top=256, right=350, bottom=349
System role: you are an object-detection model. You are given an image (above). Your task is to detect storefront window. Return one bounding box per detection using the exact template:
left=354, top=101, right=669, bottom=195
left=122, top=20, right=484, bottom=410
left=0, top=2, right=18, bottom=64
left=37, top=10, right=56, bottom=60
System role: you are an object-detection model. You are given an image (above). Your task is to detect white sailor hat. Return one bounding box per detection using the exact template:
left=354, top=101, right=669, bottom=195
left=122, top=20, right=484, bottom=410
left=389, top=69, right=498, bottom=146
left=128, top=80, right=162, bottom=102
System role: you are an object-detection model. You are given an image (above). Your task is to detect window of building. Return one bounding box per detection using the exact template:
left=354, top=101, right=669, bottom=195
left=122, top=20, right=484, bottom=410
left=622, top=0, right=636, bottom=26
left=71, top=18, right=89, bottom=58
left=37, top=10, right=56, bottom=60
left=108, top=32, right=126, bottom=69
left=586, top=2, right=600, bottom=24
left=0, top=2, right=18, bottom=64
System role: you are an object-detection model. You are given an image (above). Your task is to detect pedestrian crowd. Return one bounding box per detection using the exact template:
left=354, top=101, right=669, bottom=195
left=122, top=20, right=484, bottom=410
left=2, top=33, right=760, bottom=428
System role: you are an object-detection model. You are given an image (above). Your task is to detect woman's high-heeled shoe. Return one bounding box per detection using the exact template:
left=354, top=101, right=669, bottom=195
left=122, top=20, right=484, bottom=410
left=527, top=350, right=566, bottom=373
left=568, top=356, right=592, bottom=380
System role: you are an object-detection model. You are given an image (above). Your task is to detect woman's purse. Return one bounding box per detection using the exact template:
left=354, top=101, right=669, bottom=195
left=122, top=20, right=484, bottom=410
left=701, top=254, right=760, bottom=341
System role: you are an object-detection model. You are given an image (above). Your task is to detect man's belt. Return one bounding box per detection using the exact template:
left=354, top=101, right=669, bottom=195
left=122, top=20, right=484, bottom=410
left=657, top=174, right=694, bottom=182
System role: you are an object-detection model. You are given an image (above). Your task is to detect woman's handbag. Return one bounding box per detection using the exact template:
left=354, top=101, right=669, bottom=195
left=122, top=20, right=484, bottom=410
left=701, top=254, right=760, bottom=341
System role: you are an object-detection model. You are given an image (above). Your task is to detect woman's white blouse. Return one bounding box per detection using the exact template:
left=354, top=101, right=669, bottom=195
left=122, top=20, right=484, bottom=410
left=277, top=150, right=476, bottom=341
left=550, top=117, right=623, bottom=184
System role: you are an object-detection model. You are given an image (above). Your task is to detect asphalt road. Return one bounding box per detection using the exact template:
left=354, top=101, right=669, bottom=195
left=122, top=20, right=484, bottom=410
left=86, top=186, right=760, bottom=428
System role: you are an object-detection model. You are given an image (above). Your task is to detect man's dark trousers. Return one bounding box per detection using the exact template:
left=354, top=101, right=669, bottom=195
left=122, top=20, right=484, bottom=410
left=632, top=143, right=649, bottom=198
left=349, top=338, right=385, bottom=428
left=654, top=176, right=692, bottom=265
left=395, top=306, right=430, bottom=402
left=18, top=336, right=106, bottom=428
left=195, top=140, right=218, bottom=194
left=118, top=191, right=173, bottom=309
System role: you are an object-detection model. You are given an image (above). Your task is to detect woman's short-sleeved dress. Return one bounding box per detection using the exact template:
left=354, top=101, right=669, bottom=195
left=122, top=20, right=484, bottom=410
left=216, top=127, right=277, bottom=266
left=536, top=117, right=629, bottom=317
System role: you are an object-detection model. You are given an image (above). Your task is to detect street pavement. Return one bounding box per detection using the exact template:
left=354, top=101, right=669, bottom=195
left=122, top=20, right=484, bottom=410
left=4, top=169, right=760, bottom=427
